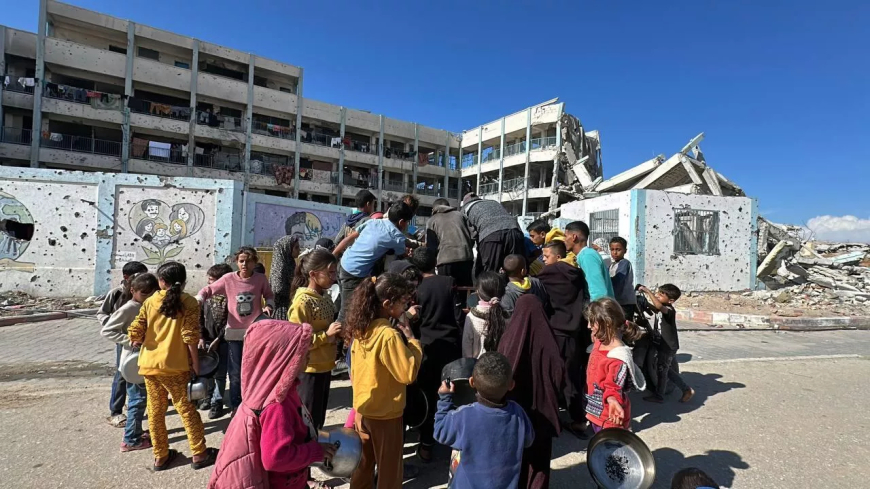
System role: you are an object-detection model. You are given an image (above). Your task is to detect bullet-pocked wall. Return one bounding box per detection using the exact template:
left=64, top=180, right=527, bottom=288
left=0, top=167, right=243, bottom=297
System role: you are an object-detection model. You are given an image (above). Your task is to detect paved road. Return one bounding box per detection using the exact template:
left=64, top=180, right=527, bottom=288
left=2, top=318, right=870, bottom=488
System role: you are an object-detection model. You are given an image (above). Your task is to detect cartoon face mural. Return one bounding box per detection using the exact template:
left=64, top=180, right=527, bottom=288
left=284, top=212, right=324, bottom=250
left=128, top=200, right=205, bottom=266
left=252, top=202, right=347, bottom=249
left=0, top=191, right=36, bottom=273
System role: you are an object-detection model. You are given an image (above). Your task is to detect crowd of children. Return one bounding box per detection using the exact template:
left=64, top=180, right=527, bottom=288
left=97, top=189, right=701, bottom=488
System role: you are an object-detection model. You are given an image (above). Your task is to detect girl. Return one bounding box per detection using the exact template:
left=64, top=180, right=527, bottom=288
left=100, top=272, right=159, bottom=452
left=288, top=248, right=341, bottom=430
left=498, top=295, right=566, bottom=489
left=129, top=262, right=218, bottom=471
left=584, top=297, right=646, bottom=433
left=271, top=235, right=302, bottom=320
left=208, top=319, right=336, bottom=489
left=462, top=271, right=507, bottom=358
left=198, top=246, right=275, bottom=413
left=345, top=273, right=422, bottom=489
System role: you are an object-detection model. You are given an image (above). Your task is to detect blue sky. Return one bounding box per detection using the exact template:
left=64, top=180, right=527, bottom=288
left=3, top=0, right=868, bottom=239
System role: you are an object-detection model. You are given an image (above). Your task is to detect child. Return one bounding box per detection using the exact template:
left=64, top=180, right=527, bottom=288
left=584, top=297, right=646, bottom=432
left=208, top=319, right=337, bottom=489
left=98, top=261, right=147, bottom=427
left=345, top=273, right=422, bottom=488
left=407, top=246, right=463, bottom=462
left=609, top=236, right=638, bottom=320
left=540, top=240, right=566, bottom=267
left=462, top=271, right=507, bottom=359
left=524, top=219, right=549, bottom=276
left=434, top=352, right=534, bottom=489
left=199, top=263, right=233, bottom=419
left=100, top=272, right=159, bottom=452
left=500, top=254, right=549, bottom=317
left=288, top=248, right=341, bottom=430
left=129, top=261, right=218, bottom=471
left=638, top=284, right=695, bottom=403
left=197, top=246, right=275, bottom=413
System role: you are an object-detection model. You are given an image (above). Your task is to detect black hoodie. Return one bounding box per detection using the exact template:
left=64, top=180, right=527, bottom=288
left=536, top=261, right=590, bottom=334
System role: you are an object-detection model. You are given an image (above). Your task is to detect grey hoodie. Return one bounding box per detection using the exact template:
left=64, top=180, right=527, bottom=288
left=426, top=205, right=474, bottom=266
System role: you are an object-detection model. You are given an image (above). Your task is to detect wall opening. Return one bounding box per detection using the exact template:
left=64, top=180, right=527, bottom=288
left=1, top=219, right=35, bottom=241
left=673, top=208, right=719, bottom=255
left=589, top=208, right=620, bottom=243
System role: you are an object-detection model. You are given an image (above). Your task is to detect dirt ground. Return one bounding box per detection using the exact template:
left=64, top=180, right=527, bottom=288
left=678, top=290, right=869, bottom=318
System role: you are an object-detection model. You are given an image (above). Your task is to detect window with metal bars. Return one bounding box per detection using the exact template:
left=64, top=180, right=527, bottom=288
left=588, top=209, right=620, bottom=244
left=673, top=209, right=719, bottom=255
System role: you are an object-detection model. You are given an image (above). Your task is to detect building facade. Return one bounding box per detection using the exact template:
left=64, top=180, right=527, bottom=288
left=0, top=0, right=463, bottom=225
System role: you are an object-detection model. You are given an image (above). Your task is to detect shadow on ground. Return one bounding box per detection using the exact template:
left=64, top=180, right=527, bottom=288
left=632, top=371, right=746, bottom=432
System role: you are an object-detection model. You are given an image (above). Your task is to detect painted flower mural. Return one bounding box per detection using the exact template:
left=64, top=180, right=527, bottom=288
left=128, top=200, right=205, bottom=265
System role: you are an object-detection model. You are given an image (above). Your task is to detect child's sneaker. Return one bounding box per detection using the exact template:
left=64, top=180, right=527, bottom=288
left=120, top=438, right=152, bottom=452
left=107, top=414, right=127, bottom=428
left=208, top=405, right=226, bottom=420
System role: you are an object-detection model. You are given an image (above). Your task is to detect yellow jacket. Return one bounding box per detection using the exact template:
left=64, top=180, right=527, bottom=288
left=129, top=291, right=200, bottom=376
left=351, top=319, right=423, bottom=420
left=288, top=287, right=337, bottom=373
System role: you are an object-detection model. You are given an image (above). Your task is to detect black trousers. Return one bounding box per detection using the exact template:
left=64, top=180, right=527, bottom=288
left=553, top=330, right=588, bottom=424
left=437, top=261, right=474, bottom=288
left=521, top=431, right=553, bottom=489
left=475, top=229, right=526, bottom=277
left=415, top=341, right=461, bottom=447
left=297, top=371, right=332, bottom=430
left=337, top=264, right=365, bottom=323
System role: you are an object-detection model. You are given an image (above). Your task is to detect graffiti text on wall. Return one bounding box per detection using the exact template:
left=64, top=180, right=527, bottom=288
left=0, top=191, right=35, bottom=273
left=128, top=200, right=204, bottom=266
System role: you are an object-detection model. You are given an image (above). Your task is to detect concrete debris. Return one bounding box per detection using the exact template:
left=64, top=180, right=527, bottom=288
left=0, top=291, right=97, bottom=317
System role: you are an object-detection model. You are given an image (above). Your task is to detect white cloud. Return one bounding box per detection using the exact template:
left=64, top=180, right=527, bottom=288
left=806, top=215, right=870, bottom=243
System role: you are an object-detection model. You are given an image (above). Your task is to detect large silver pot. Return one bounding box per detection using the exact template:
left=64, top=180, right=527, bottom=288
left=313, top=428, right=362, bottom=478
left=587, top=428, right=656, bottom=489
left=186, top=376, right=214, bottom=402
left=119, top=349, right=144, bottom=385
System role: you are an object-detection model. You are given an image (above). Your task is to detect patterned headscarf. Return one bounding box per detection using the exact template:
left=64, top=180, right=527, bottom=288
left=270, top=235, right=300, bottom=308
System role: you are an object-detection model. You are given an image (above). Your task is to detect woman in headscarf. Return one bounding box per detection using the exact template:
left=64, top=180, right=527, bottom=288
left=208, top=318, right=335, bottom=489
left=498, top=295, right=567, bottom=489
left=271, top=235, right=301, bottom=320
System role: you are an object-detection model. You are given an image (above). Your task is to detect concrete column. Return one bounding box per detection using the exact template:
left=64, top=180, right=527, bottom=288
left=29, top=0, right=48, bottom=168
left=293, top=68, right=303, bottom=199
left=0, top=26, right=6, bottom=129
left=412, top=123, right=419, bottom=197
left=186, top=40, right=199, bottom=171
left=476, top=127, right=482, bottom=195
left=548, top=117, right=563, bottom=212
left=243, top=55, right=255, bottom=181
left=443, top=132, right=450, bottom=200
left=121, top=21, right=135, bottom=173
left=522, top=108, right=531, bottom=215
left=498, top=117, right=505, bottom=202
left=337, top=106, right=346, bottom=202
left=377, top=115, right=384, bottom=209
left=457, top=144, right=462, bottom=202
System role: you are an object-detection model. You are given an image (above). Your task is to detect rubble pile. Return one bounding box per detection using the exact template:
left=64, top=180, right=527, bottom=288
left=0, top=291, right=97, bottom=317
left=755, top=218, right=870, bottom=316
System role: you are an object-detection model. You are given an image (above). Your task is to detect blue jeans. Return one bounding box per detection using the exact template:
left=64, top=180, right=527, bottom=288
left=110, top=344, right=127, bottom=416
left=210, top=341, right=229, bottom=408
left=227, top=340, right=244, bottom=409
left=123, top=382, right=147, bottom=445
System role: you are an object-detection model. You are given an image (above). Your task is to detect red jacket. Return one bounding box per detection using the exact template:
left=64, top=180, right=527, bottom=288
left=260, top=388, right=324, bottom=489
left=585, top=342, right=634, bottom=430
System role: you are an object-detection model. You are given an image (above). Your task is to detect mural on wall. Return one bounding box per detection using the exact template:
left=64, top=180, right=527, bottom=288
left=128, top=200, right=205, bottom=265
left=252, top=202, right=347, bottom=249
left=0, top=191, right=36, bottom=273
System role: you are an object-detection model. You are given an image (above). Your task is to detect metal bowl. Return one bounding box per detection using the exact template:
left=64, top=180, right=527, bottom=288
left=186, top=376, right=214, bottom=402
left=314, top=428, right=362, bottom=478
left=587, top=428, right=656, bottom=489
left=198, top=350, right=220, bottom=378
left=442, top=358, right=478, bottom=407
left=119, top=349, right=144, bottom=385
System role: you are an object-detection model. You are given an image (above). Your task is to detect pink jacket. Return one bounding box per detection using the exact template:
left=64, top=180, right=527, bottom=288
left=208, top=319, right=322, bottom=489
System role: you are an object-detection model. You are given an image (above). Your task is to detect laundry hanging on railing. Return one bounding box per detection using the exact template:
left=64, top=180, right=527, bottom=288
left=170, top=106, right=191, bottom=119
left=4, top=76, right=35, bottom=89
left=274, top=166, right=294, bottom=186
left=148, top=141, right=171, bottom=159
left=132, top=138, right=148, bottom=157
left=49, top=133, right=63, bottom=142
left=150, top=103, right=172, bottom=117
left=418, top=152, right=430, bottom=167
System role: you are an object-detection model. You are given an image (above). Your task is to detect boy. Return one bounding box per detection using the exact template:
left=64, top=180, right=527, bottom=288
left=434, top=352, right=534, bottom=489
left=609, top=236, right=637, bottom=320
left=199, top=263, right=233, bottom=419
left=409, top=246, right=463, bottom=462
left=500, top=254, right=549, bottom=317
left=334, top=189, right=376, bottom=248
left=564, top=221, right=614, bottom=301
left=541, top=240, right=567, bottom=266
left=637, top=283, right=695, bottom=403
left=98, top=261, right=147, bottom=428
left=525, top=219, right=550, bottom=276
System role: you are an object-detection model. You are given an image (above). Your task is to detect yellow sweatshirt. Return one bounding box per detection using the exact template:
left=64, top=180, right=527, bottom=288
left=288, top=287, right=337, bottom=373
left=544, top=229, right=577, bottom=267
left=128, top=291, right=200, bottom=376
left=351, top=319, right=423, bottom=420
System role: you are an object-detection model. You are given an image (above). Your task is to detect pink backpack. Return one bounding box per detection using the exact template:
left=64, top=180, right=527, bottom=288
left=207, top=405, right=269, bottom=489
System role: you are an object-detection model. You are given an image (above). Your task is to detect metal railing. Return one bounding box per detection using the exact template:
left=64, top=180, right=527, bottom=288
left=385, top=147, right=412, bottom=160
left=479, top=181, right=498, bottom=196
left=299, top=168, right=334, bottom=184
left=304, top=132, right=337, bottom=148
left=41, top=133, right=121, bottom=157
left=0, top=127, right=32, bottom=145
left=195, top=153, right=244, bottom=172
left=417, top=185, right=441, bottom=197
left=383, top=180, right=406, bottom=192
left=251, top=120, right=293, bottom=139
left=448, top=188, right=460, bottom=199
left=3, top=76, right=35, bottom=94
left=504, top=141, right=527, bottom=157
left=530, top=136, right=557, bottom=150
left=143, top=146, right=187, bottom=165
left=130, top=100, right=190, bottom=121
left=503, top=176, right=528, bottom=192
left=251, top=154, right=291, bottom=175
left=197, top=111, right=245, bottom=132
left=461, top=154, right=478, bottom=168
left=345, top=140, right=374, bottom=153
left=481, top=148, right=501, bottom=163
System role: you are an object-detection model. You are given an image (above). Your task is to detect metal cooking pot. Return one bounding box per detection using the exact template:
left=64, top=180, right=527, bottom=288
left=587, top=428, right=656, bottom=489
left=403, top=384, right=429, bottom=429
left=442, top=358, right=477, bottom=407
left=313, top=428, right=362, bottom=478
left=119, top=349, right=144, bottom=385
left=186, top=375, right=214, bottom=402
left=198, top=350, right=220, bottom=378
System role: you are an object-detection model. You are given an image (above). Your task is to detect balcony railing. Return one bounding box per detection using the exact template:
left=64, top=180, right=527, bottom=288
left=530, top=136, right=557, bottom=150
left=42, top=133, right=121, bottom=157
left=197, top=111, right=245, bottom=132
left=479, top=181, right=498, bottom=196
left=481, top=148, right=501, bottom=163
left=383, top=180, right=406, bottom=192
left=252, top=120, right=293, bottom=139
left=448, top=188, right=460, bottom=199
left=142, top=146, right=187, bottom=165
left=3, top=75, right=35, bottom=94
left=0, top=127, right=33, bottom=145
left=129, top=99, right=190, bottom=121
left=417, top=184, right=441, bottom=197
left=44, top=83, right=123, bottom=110
left=385, top=147, right=412, bottom=161
left=251, top=154, right=291, bottom=175
left=461, top=154, right=478, bottom=169
left=298, top=168, right=334, bottom=184
left=480, top=177, right=528, bottom=196
left=345, top=140, right=374, bottom=153
left=195, top=152, right=244, bottom=172
left=303, top=132, right=339, bottom=148
left=504, top=141, right=527, bottom=157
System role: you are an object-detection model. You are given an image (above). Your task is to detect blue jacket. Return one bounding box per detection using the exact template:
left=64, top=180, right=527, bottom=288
left=434, top=393, right=534, bottom=489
